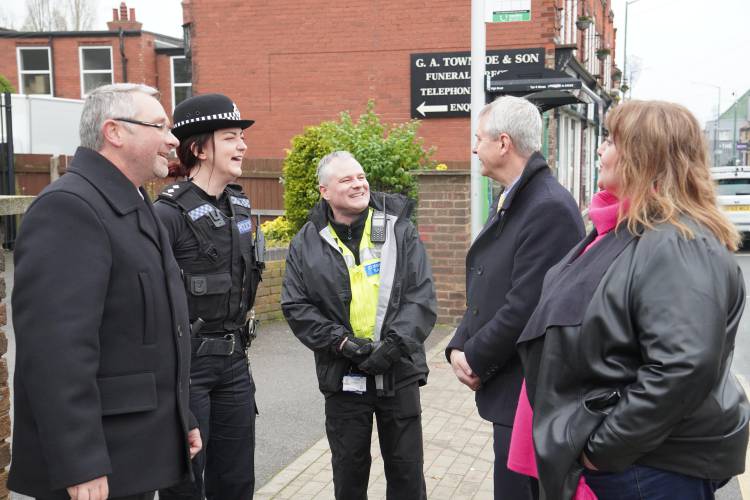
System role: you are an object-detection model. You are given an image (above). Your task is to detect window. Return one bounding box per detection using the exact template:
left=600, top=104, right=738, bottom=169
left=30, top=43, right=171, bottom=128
left=559, top=0, right=577, bottom=45
left=171, top=56, right=192, bottom=109
left=79, top=46, right=113, bottom=97
left=17, top=47, right=53, bottom=95
left=715, top=178, right=750, bottom=197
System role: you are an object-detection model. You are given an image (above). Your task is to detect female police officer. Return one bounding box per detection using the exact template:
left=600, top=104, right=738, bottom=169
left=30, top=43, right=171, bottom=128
left=155, top=93, right=262, bottom=500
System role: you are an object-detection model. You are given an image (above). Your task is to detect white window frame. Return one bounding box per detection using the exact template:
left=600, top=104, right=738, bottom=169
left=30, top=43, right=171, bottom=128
left=79, top=46, right=114, bottom=98
left=558, top=115, right=570, bottom=188
left=559, top=0, right=577, bottom=45
left=17, top=46, right=53, bottom=96
left=171, top=55, right=192, bottom=110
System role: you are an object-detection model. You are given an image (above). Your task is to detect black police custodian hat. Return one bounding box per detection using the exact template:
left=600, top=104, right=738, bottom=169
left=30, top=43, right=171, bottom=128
left=171, top=93, right=254, bottom=141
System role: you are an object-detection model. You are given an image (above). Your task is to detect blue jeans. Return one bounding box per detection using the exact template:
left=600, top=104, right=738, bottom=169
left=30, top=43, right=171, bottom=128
left=583, top=464, right=725, bottom=500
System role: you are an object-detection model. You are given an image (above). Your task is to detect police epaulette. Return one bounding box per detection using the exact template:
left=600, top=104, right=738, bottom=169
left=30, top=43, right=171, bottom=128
left=225, top=183, right=245, bottom=196
left=158, top=181, right=192, bottom=201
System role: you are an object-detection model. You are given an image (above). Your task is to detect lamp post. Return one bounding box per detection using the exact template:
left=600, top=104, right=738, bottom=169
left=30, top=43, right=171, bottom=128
left=470, top=0, right=487, bottom=239
left=733, top=91, right=739, bottom=166
left=622, top=0, right=642, bottom=99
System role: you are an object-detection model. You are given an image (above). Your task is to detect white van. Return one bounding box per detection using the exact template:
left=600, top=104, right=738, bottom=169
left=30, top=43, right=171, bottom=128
left=712, top=166, right=750, bottom=237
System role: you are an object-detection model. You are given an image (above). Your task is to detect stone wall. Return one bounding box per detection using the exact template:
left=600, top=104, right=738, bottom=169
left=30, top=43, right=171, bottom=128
left=254, top=248, right=287, bottom=323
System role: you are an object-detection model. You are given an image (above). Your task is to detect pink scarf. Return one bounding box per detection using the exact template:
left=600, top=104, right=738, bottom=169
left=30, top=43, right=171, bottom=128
left=584, top=190, right=623, bottom=253
left=507, top=190, right=624, bottom=500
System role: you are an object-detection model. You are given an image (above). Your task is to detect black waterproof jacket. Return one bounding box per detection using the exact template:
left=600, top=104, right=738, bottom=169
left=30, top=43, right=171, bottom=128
left=518, top=219, right=750, bottom=500
left=281, top=193, right=437, bottom=397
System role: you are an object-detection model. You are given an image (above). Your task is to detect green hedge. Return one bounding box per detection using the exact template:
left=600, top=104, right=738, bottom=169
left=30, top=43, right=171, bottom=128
left=282, top=100, right=435, bottom=233
left=0, top=75, right=15, bottom=93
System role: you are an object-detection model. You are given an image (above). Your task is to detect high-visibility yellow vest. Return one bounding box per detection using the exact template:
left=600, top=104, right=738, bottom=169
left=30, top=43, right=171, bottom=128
left=329, top=209, right=381, bottom=340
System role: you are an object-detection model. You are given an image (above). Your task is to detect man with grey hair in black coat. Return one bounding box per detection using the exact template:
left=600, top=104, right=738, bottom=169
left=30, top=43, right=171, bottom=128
left=9, top=83, right=200, bottom=500
left=446, top=96, right=585, bottom=500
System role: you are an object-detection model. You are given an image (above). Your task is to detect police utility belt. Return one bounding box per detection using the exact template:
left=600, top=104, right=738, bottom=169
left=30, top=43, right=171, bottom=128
left=190, top=317, right=257, bottom=357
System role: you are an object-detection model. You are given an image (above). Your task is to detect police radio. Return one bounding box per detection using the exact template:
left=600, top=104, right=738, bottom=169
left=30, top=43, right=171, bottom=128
left=254, top=214, right=266, bottom=270
left=371, top=194, right=387, bottom=243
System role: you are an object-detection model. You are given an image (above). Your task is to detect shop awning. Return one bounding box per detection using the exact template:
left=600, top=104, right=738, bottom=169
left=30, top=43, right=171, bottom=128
left=487, top=67, right=591, bottom=111
left=523, top=88, right=592, bottom=112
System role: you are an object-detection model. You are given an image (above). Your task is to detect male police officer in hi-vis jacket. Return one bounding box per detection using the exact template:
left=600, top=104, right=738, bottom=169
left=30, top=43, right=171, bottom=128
left=282, top=151, right=437, bottom=500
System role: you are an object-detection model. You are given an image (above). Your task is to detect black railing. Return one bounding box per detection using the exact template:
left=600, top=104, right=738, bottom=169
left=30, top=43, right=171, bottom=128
left=0, top=92, right=17, bottom=248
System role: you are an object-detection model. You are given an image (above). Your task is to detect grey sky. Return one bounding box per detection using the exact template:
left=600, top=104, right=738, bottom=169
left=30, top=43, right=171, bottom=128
left=3, top=0, right=183, bottom=38
left=4, top=0, right=749, bottom=127
left=611, top=0, right=750, bottom=125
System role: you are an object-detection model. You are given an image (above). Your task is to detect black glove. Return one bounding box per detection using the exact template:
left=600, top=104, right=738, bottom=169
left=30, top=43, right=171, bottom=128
left=358, top=339, right=401, bottom=375
left=338, top=336, right=375, bottom=364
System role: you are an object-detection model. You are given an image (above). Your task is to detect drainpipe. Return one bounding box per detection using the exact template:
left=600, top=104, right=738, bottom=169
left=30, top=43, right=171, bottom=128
left=119, top=28, right=128, bottom=82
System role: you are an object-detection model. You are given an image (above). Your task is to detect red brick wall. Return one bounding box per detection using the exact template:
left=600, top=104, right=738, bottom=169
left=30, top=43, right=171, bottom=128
left=415, top=170, right=471, bottom=325
left=0, top=31, right=166, bottom=100
left=184, top=0, right=563, bottom=165
left=156, top=53, right=175, bottom=112
left=0, top=39, right=19, bottom=92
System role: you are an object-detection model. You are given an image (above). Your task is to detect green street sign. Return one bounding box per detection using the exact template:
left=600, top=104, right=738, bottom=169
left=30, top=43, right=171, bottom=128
left=492, top=11, right=531, bottom=22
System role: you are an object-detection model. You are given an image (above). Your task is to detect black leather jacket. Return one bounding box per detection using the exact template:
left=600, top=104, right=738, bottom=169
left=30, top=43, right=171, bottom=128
left=518, top=219, right=750, bottom=500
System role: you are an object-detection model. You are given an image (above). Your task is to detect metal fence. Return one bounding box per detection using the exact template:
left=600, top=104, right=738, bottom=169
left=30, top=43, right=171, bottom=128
left=0, top=92, right=17, bottom=248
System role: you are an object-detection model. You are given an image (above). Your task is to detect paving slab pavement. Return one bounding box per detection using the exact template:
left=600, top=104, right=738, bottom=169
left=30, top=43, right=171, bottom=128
left=256, top=334, right=494, bottom=499
left=255, top=334, right=747, bottom=500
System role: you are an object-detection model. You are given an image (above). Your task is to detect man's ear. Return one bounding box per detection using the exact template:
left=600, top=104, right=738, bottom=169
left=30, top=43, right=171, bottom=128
left=101, top=119, right=125, bottom=148
left=498, top=132, right=512, bottom=155
left=319, top=184, right=329, bottom=201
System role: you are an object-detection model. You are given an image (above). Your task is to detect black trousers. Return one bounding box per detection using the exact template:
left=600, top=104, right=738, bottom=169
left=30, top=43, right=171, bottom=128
left=38, top=492, right=155, bottom=500
left=325, top=381, right=426, bottom=500
left=113, top=494, right=156, bottom=500
left=493, top=423, right=538, bottom=500
left=160, top=349, right=256, bottom=500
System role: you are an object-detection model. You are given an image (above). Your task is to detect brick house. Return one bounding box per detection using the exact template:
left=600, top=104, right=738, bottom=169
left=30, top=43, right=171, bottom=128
left=181, top=0, right=620, bottom=209
left=0, top=2, right=190, bottom=112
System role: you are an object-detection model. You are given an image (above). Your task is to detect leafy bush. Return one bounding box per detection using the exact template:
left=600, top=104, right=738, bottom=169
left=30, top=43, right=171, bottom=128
left=0, top=75, right=15, bottom=93
left=260, top=216, right=295, bottom=246
left=282, top=100, right=435, bottom=232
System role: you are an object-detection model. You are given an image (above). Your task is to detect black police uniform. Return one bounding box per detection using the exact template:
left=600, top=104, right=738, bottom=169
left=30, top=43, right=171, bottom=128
left=155, top=180, right=262, bottom=500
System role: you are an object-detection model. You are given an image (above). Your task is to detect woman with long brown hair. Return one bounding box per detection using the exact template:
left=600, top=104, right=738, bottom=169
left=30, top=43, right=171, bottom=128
left=515, top=100, right=750, bottom=499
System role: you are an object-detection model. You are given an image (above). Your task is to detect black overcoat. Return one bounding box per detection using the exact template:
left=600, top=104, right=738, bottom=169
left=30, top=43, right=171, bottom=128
left=446, top=152, right=585, bottom=425
left=9, top=147, right=193, bottom=498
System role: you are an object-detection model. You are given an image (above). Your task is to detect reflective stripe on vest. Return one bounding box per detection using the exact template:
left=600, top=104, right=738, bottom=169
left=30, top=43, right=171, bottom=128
left=328, top=209, right=382, bottom=340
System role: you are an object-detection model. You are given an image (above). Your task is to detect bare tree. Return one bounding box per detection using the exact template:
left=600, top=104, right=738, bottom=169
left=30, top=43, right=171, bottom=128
left=628, top=55, right=643, bottom=93
left=64, top=0, right=95, bottom=31
left=0, top=5, right=17, bottom=29
left=23, top=0, right=68, bottom=31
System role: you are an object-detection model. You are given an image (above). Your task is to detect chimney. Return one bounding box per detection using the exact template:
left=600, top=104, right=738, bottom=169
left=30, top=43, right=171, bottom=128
left=107, top=2, right=143, bottom=31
